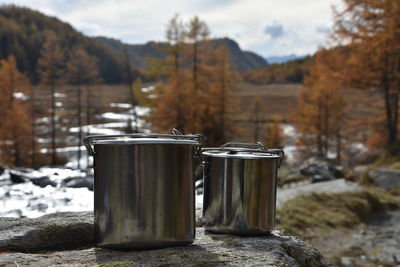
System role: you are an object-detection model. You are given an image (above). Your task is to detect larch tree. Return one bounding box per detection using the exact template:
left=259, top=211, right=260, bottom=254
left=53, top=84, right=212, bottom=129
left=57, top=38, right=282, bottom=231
left=122, top=47, right=139, bottom=133
left=37, top=32, right=65, bottom=165
left=294, top=48, right=347, bottom=162
left=0, top=55, right=32, bottom=167
left=249, top=96, right=264, bottom=142
left=333, top=0, right=400, bottom=154
left=66, top=47, right=100, bottom=170
left=143, top=15, right=238, bottom=146
left=205, top=46, right=239, bottom=145
left=150, top=15, right=192, bottom=133
left=185, top=16, right=211, bottom=133
left=266, top=115, right=284, bottom=149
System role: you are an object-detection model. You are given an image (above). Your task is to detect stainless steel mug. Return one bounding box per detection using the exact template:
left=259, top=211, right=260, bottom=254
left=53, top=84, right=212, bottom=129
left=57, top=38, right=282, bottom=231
left=84, top=132, right=203, bottom=249
left=202, top=142, right=284, bottom=235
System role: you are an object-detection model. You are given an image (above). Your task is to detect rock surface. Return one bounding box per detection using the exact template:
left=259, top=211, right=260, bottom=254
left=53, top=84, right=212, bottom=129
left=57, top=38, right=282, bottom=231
left=368, top=168, right=400, bottom=189
left=277, top=178, right=362, bottom=208
left=0, top=212, right=331, bottom=267
left=0, top=212, right=94, bottom=251
left=299, top=160, right=343, bottom=183
left=311, top=209, right=400, bottom=266
left=62, top=176, right=94, bottom=191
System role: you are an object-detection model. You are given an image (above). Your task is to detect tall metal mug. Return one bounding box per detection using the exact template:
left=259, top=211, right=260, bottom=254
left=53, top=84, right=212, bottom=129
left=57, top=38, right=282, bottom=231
left=84, top=131, right=203, bottom=249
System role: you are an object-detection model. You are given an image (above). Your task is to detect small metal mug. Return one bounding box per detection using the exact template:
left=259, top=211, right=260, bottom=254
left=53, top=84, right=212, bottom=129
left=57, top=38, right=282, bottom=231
left=202, top=142, right=284, bottom=235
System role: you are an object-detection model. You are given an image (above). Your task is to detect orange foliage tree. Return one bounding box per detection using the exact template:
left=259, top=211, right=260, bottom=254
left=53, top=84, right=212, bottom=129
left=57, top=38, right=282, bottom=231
left=67, top=47, right=100, bottom=170
left=266, top=115, right=284, bottom=149
left=142, top=15, right=238, bottom=145
left=37, top=32, right=65, bottom=165
left=0, top=55, right=32, bottom=167
left=333, top=0, right=400, bottom=154
left=294, top=49, right=347, bottom=163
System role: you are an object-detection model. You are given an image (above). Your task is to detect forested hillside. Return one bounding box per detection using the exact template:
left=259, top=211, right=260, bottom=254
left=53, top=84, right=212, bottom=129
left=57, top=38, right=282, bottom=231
left=243, top=56, right=313, bottom=84
left=94, top=36, right=268, bottom=72
left=0, top=5, right=269, bottom=85
left=0, top=5, right=135, bottom=84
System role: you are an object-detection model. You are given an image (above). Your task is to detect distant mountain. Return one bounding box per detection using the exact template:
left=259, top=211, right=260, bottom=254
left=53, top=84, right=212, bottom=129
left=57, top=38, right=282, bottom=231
left=0, top=5, right=134, bottom=84
left=94, top=37, right=268, bottom=72
left=210, top=38, right=268, bottom=71
left=266, top=54, right=306, bottom=64
left=93, top=37, right=167, bottom=69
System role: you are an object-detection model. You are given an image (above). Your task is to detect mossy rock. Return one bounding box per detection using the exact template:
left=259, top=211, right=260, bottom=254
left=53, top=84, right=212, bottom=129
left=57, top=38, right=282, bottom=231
left=0, top=211, right=94, bottom=251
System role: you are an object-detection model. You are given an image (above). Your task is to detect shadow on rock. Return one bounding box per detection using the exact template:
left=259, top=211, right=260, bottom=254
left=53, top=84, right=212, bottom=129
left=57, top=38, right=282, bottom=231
left=94, top=244, right=230, bottom=266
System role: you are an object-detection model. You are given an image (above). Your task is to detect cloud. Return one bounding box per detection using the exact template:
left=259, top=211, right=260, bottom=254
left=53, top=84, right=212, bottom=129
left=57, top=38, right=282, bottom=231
left=264, top=22, right=284, bottom=39
left=0, top=0, right=344, bottom=56
left=316, top=26, right=330, bottom=34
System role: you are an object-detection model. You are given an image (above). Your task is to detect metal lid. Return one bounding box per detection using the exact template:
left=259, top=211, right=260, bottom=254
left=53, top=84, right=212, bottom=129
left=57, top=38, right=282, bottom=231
left=201, top=142, right=284, bottom=166
left=93, top=137, right=199, bottom=145
left=202, top=150, right=280, bottom=159
left=84, top=130, right=204, bottom=156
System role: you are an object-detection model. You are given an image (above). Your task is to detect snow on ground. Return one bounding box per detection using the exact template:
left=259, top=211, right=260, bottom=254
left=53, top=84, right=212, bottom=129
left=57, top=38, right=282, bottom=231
left=282, top=145, right=297, bottom=163
left=0, top=183, right=93, bottom=218
left=13, top=92, right=29, bottom=100
left=281, top=123, right=298, bottom=164
left=280, top=123, right=369, bottom=164
left=141, top=85, right=155, bottom=92
left=55, top=93, right=67, bottom=97
left=36, top=117, right=49, bottom=123
left=109, top=103, right=132, bottom=108
left=0, top=101, right=153, bottom=218
left=136, top=106, right=151, bottom=116
left=101, top=112, right=131, bottom=120
left=0, top=168, right=93, bottom=218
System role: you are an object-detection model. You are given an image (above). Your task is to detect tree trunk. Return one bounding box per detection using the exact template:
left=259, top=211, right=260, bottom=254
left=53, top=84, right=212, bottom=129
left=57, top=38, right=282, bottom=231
left=192, top=41, right=198, bottom=89
left=383, top=53, right=399, bottom=155
left=86, top=86, right=91, bottom=171
left=219, top=76, right=226, bottom=143
left=336, top=126, right=341, bottom=165
left=316, top=101, right=323, bottom=159
left=383, top=79, right=398, bottom=154
left=77, top=85, right=82, bottom=170
left=254, top=106, right=261, bottom=142
left=31, top=87, right=36, bottom=168
left=50, top=82, right=56, bottom=165
left=323, top=102, right=330, bottom=160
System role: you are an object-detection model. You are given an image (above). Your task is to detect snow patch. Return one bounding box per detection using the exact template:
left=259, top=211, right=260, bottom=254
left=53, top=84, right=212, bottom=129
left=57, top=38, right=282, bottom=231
left=13, top=92, right=28, bottom=100
left=109, top=103, right=132, bottom=108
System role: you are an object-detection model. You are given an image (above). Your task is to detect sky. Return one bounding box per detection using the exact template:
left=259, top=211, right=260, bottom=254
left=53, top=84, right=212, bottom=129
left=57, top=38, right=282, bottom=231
left=1, top=0, right=344, bottom=58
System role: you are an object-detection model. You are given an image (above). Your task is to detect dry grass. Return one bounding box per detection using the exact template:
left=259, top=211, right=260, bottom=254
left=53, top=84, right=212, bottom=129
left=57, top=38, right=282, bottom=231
left=277, top=186, right=400, bottom=236
left=31, top=81, right=384, bottom=148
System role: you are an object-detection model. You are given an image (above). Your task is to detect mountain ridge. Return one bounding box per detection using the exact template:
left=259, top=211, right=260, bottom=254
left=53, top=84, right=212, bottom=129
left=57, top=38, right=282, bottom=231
left=93, top=36, right=268, bottom=72
left=266, top=54, right=306, bottom=64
